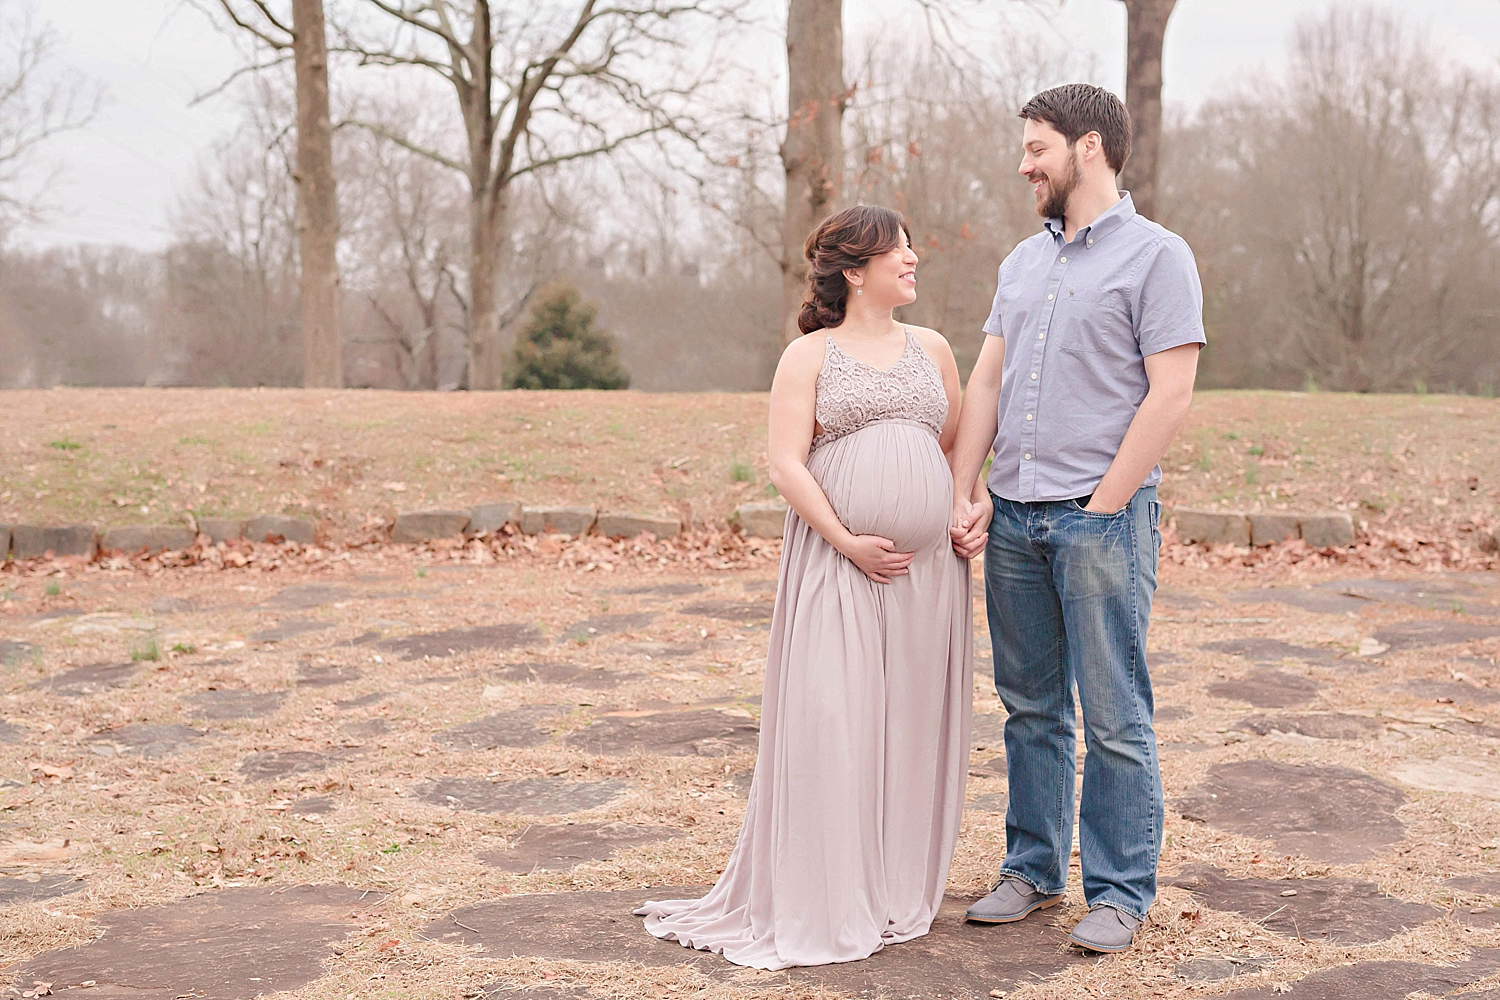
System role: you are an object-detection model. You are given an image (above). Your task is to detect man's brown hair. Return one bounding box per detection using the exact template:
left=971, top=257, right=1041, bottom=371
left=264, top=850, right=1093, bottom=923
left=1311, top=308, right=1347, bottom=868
left=1019, top=84, right=1132, bottom=175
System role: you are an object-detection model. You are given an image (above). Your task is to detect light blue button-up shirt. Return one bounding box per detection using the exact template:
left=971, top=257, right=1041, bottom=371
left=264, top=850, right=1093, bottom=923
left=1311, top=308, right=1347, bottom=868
left=982, top=193, right=1206, bottom=502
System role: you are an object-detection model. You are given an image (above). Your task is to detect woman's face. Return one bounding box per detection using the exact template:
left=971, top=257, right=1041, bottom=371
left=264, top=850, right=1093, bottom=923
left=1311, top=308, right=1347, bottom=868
left=850, top=230, right=919, bottom=309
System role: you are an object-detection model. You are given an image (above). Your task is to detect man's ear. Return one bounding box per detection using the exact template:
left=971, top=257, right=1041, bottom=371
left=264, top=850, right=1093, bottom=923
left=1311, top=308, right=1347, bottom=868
left=1078, top=130, right=1104, bottom=163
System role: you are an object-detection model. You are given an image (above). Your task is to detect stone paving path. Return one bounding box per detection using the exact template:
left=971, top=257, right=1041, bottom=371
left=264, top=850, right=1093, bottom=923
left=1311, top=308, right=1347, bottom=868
left=1, top=560, right=1498, bottom=998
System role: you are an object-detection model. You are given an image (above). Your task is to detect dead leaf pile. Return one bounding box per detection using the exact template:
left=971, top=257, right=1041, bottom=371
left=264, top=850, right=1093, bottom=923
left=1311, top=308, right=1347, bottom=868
left=0, top=522, right=782, bottom=579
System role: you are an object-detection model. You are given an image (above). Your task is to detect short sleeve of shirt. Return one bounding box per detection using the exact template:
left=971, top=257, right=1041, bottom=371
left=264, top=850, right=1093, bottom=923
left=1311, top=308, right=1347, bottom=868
left=981, top=247, right=1021, bottom=339
left=1131, top=237, right=1207, bottom=356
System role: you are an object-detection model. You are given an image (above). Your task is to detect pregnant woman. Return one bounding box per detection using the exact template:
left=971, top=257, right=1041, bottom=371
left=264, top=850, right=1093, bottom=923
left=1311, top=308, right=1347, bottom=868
left=636, top=205, right=974, bottom=968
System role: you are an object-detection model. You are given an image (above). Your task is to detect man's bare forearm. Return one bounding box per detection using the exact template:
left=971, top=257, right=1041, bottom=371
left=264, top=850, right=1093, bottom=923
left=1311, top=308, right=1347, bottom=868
left=950, top=383, right=1000, bottom=503
left=1087, top=346, right=1200, bottom=512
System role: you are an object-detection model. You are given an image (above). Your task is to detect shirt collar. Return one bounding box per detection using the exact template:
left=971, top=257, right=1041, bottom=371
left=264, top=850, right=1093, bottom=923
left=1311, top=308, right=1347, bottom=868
left=1042, top=191, right=1137, bottom=244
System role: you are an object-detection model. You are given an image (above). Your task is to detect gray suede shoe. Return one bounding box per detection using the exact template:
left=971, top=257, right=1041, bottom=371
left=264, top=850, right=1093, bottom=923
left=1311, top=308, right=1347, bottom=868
left=1068, top=906, right=1142, bottom=953
left=964, top=876, right=1063, bottom=924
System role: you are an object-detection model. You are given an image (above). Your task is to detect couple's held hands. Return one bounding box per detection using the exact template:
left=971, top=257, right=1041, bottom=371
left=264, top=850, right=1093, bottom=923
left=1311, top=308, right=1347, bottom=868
left=950, top=495, right=992, bottom=559
left=840, top=533, right=915, bottom=584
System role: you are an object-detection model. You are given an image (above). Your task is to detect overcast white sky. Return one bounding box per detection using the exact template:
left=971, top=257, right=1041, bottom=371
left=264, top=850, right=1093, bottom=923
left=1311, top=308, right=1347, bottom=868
left=12, top=0, right=1500, bottom=250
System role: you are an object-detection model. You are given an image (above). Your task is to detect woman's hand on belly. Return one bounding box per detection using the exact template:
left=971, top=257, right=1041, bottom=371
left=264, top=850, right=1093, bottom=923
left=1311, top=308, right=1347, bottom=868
left=836, top=533, right=916, bottom=584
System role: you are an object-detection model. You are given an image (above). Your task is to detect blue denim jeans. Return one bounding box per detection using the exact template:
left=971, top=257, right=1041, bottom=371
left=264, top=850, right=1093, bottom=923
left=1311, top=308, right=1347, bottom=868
left=983, top=486, right=1163, bottom=920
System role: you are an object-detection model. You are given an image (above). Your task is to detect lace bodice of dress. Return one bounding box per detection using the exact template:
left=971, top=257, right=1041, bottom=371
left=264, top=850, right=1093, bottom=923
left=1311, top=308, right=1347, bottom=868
left=810, top=329, right=948, bottom=451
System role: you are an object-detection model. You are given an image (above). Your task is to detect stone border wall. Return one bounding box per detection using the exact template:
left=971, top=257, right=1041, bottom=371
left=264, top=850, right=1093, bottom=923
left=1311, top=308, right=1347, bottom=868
left=0, top=500, right=731, bottom=561
left=1172, top=508, right=1359, bottom=548
left=5, top=501, right=1496, bottom=561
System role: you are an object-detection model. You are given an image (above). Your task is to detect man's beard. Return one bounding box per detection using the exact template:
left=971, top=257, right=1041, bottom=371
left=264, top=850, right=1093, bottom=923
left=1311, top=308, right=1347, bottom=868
left=1035, top=151, right=1081, bottom=220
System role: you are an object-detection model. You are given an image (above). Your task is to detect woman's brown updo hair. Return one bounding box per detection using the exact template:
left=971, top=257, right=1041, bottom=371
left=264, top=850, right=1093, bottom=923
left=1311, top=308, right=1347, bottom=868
left=797, top=205, right=912, bottom=334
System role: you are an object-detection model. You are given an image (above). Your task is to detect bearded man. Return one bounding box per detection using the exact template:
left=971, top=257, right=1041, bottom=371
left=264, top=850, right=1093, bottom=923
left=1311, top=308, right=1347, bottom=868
left=947, top=83, right=1205, bottom=954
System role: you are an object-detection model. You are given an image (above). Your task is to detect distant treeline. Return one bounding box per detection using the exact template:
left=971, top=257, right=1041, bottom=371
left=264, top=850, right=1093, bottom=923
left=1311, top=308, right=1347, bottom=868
left=1, top=6, right=1497, bottom=394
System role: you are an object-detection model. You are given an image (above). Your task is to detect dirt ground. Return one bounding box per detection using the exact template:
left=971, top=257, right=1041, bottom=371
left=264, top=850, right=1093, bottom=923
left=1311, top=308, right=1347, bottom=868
left=1, top=389, right=1500, bottom=998
left=1, top=533, right=1498, bottom=998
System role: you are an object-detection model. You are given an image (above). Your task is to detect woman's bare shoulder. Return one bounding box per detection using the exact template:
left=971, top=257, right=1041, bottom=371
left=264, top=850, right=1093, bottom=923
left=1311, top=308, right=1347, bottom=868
left=907, top=325, right=957, bottom=359
left=778, top=333, right=829, bottom=372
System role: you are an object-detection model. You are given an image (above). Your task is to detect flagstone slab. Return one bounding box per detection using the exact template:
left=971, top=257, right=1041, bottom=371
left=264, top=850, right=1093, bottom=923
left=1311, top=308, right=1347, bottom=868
left=1220, top=951, right=1500, bottom=999
left=340, top=718, right=390, bottom=740
left=1175, top=761, right=1406, bottom=863
left=183, top=689, right=286, bottom=721
left=0, top=718, right=25, bottom=742
left=335, top=692, right=388, bottom=709
left=432, top=889, right=1088, bottom=997
left=1447, top=872, right=1500, bottom=895
left=83, top=724, right=209, bottom=759
left=607, top=583, right=707, bottom=597
left=31, top=662, right=138, bottom=697
left=287, top=795, right=336, bottom=817
left=1175, top=956, right=1276, bottom=981
left=480, top=985, right=594, bottom=1000
left=1166, top=866, right=1440, bottom=943
left=678, top=600, right=775, bottom=623
left=970, top=712, right=1007, bottom=749
left=435, top=707, right=565, bottom=750
left=0, top=638, right=35, bottom=664
left=0, top=872, right=85, bottom=905
left=480, top=822, right=685, bottom=873
left=1234, top=713, right=1383, bottom=740
left=1395, top=679, right=1500, bottom=705
left=493, top=661, right=634, bottom=689
left=617, top=640, right=707, bottom=659
left=378, top=623, right=542, bottom=660
left=1458, top=904, right=1500, bottom=927
left=1390, top=756, right=1500, bottom=800
left=295, top=665, right=362, bottom=687
left=238, top=750, right=346, bottom=781
left=17, top=884, right=383, bottom=999
left=1156, top=705, right=1194, bottom=722
left=1156, top=589, right=1216, bottom=611
left=1319, top=578, right=1500, bottom=616
left=413, top=777, right=627, bottom=816
left=969, top=756, right=1006, bottom=779
left=1207, top=670, right=1321, bottom=709
left=564, top=710, right=759, bottom=757
left=1202, top=638, right=1332, bottom=662
left=1373, top=620, right=1500, bottom=650
left=728, top=768, right=754, bottom=797
left=266, top=584, right=355, bottom=610
left=967, top=793, right=1008, bottom=813
left=149, top=596, right=196, bottom=614
left=562, top=613, right=657, bottom=640
left=1231, top=588, right=1369, bottom=614
left=250, top=618, right=335, bottom=642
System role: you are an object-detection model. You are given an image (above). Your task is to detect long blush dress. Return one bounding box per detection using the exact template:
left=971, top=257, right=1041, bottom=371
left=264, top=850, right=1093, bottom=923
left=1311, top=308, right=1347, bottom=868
left=635, top=329, right=973, bottom=969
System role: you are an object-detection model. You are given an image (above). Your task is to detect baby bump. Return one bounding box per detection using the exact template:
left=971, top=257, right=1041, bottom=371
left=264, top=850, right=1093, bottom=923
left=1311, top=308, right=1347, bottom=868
left=809, top=421, right=953, bottom=553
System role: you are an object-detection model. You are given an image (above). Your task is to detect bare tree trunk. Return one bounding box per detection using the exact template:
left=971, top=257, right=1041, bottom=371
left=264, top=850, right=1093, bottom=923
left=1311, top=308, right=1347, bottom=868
left=291, top=0, right=342, bottom=386
left=1120, top=0, right=1177, bottom=220
left=468, top=190, right=504, bottom=389
left=780, top=0, right=845, bottom=347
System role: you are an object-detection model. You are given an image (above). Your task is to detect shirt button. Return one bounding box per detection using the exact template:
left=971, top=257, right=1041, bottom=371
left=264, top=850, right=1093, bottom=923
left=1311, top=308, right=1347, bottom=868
left=1030, top=372, right=1038, bottom=380
left=1087, top=238, right=1093, bottom=245
left=1026, top=413, right=1033, bottom=420
left=1059, top=256, right=1067, bottom=263
left=1024, top=453, right=1033, bottom=460
left=1038, top=333, right=1045, bottom=340
left=1047, top=293, right=1054, bottom=300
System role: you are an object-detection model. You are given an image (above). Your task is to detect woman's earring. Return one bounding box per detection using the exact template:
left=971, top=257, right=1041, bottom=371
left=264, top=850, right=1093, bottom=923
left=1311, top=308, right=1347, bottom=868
left=855, top=287, right=863, bottom=296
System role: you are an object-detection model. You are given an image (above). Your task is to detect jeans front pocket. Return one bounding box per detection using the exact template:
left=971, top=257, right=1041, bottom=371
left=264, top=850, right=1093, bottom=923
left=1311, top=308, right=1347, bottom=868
left=1068, top=498, right=1130, bottom=519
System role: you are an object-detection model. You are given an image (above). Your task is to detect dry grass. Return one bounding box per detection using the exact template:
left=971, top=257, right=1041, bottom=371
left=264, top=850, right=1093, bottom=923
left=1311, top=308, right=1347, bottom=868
left=2, top=389, right=1498, bottom=544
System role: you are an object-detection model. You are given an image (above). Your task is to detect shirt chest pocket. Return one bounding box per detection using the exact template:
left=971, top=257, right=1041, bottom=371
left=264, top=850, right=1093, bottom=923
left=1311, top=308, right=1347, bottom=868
left=1050, top=288, right=1130, bottom=355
